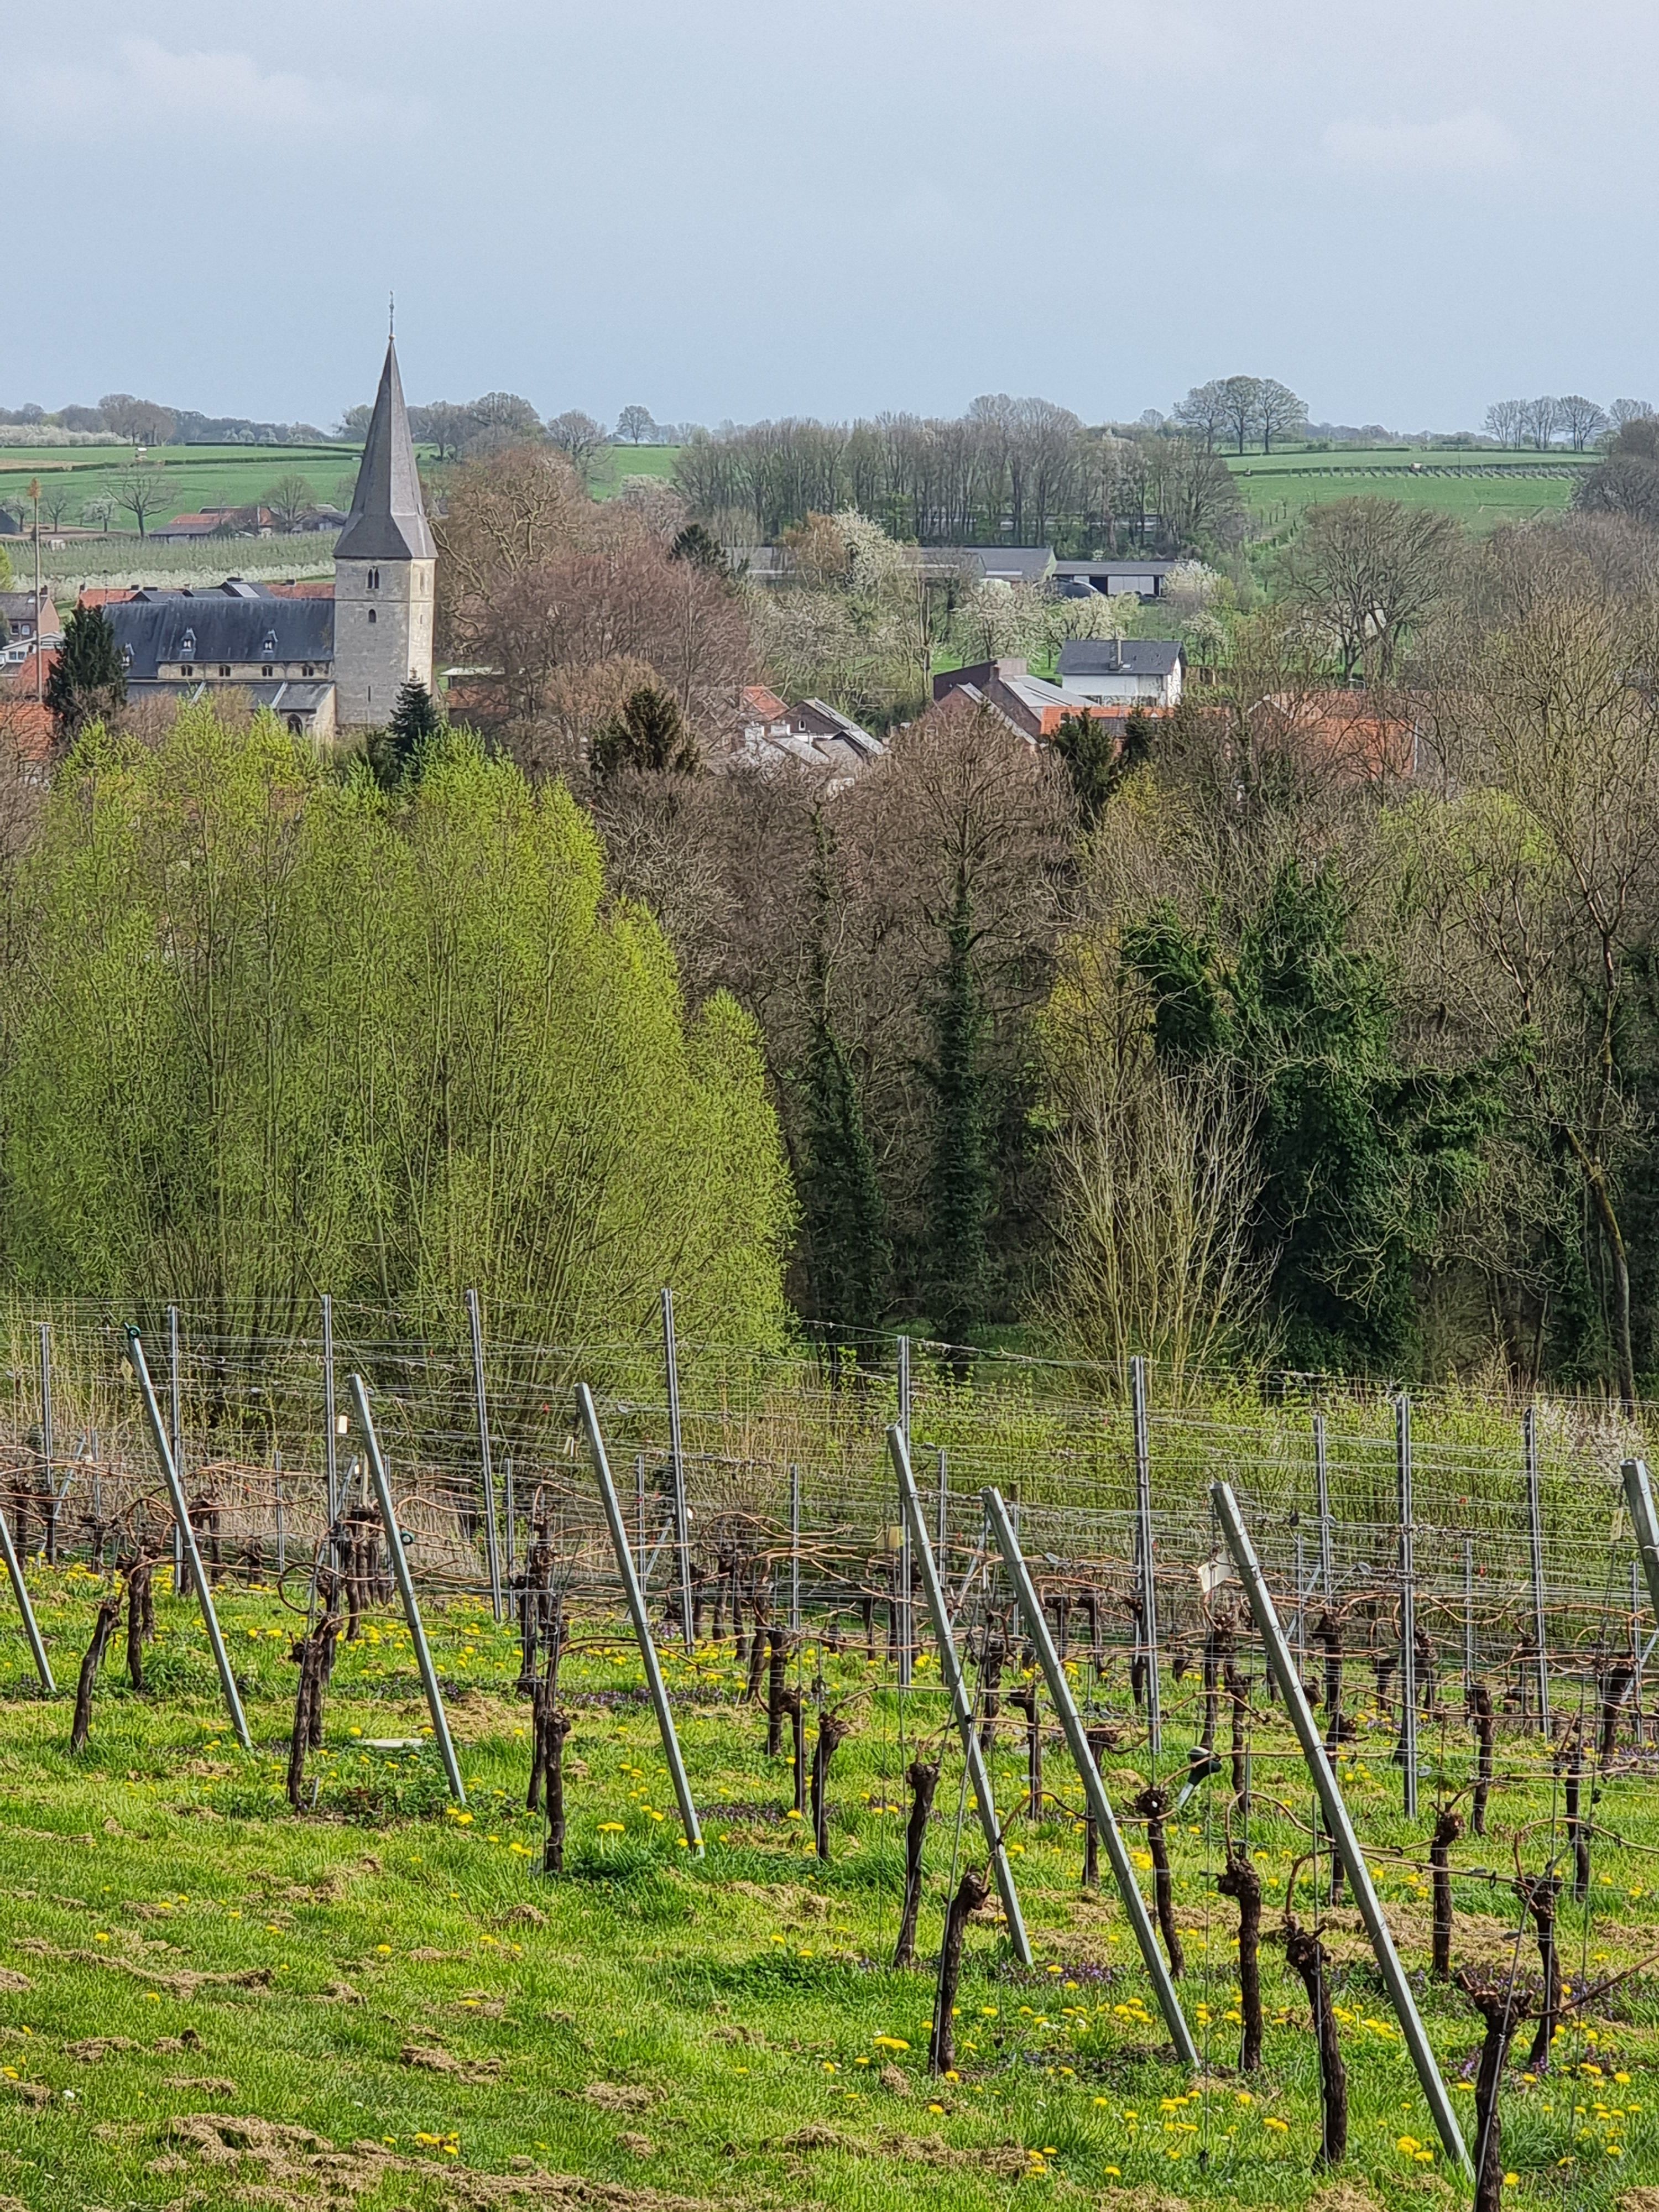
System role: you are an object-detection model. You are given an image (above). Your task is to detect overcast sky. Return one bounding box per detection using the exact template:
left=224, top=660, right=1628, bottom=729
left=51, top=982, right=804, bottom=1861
left=7, top=0, right=1656, bottom=434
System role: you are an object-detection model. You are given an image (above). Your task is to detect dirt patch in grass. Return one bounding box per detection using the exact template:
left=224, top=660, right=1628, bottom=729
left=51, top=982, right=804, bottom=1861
left=65, top=2036, right=135, bottom=2060
left=168, top=2112, right=729, bottom=2212
left=772, top=2126, right=1029, bottom=2178
left=1310, top=2187, right=1387, bottom=2212
left=14, top=1936, right=272, bottom=2000
left=0, top=1971, right=30, bottom=1994
left=401, top=2043, right=503, bottom=2082
left=584, top=2083, right=655, bottom=2112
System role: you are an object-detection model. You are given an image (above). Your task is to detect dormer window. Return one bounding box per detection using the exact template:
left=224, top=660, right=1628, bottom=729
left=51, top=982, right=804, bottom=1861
left=262, top=630, right=278, bottom=656
left=179, top=630, right=196, bottom=660
left=121, top=645, right=133, bottom=670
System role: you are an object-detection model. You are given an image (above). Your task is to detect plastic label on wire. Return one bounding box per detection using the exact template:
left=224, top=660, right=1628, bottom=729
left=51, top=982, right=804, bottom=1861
left=1197, top=1557, right=1237, bottom=1595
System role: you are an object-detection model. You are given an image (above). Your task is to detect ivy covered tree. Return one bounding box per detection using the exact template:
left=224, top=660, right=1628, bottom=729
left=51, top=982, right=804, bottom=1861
left=923, top=866, right=993, bottom=1347
left=44, top=603, right=126, bottom=742
left=1051, top=707, right=1154, bottom=827
left=795, top=814, right=888, bottom=1346
left=1123, top=862, right=1504, bottom=1374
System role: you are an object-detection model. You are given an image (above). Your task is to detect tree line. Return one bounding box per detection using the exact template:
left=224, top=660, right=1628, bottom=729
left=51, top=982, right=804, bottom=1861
left=28, top=429, right=1659, bottom=1405
left=672, top=399, right=1245, bottom=553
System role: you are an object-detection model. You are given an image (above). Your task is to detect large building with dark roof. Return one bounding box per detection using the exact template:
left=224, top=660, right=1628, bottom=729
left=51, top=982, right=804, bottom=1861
left=100, top=337, right=435, bottom=736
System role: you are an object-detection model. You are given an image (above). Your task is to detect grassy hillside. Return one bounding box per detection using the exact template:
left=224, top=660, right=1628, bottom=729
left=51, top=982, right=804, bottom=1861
left=0, top=446, right=360, bottom=529
left=0, top=1568, right=1652, bottom=2212
left=1225, top=448, right=1595, bottom=541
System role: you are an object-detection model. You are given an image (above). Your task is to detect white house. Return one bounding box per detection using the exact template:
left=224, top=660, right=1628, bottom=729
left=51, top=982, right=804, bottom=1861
left=1055, top=638, right=1184, bottom=709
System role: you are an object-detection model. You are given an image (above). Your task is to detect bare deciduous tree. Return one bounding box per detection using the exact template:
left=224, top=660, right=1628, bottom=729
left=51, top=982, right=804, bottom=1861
left=546, top=409, right=608, bottom=484
left=116, top=467, right=165, bottom=539
left=1282, top=496, right=1459, bottom=681
left=1040, top=1011, right=1272, bottom=1394
left=265, top=472, right=314, bottom=533
left=1557, top=395, right=1609, bottom=451
left=1483, top=399, right=1526, bottom=448
left=1422, top=564, right=1659, bottom=1410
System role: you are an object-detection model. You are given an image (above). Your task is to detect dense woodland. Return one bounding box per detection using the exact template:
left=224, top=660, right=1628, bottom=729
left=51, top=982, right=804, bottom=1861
left=16, top=421, right=1659, bottom=1403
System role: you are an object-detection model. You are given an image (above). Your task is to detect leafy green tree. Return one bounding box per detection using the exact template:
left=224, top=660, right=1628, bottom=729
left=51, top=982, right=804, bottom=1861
left=1124, top=863, right=1504, bottom=1373
left=0, top=702, right=793, bottom=1361
left=589, top=686, right=699, bottom=781
left=1051, top=708, right=1153, bottom=826
left=44, top=603, right=126, bottom=741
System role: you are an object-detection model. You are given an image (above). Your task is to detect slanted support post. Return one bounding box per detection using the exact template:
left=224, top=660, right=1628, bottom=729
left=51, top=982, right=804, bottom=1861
left=983, top=1483, right=1197, bottom=2067
left=0, top=1501, right=53, bottom=1692
left=579, top=1383, right=703, bottom=1856
left=888, top=1426, right=1032, bottom=1968
left=1210, top=1476, right=1474, bottom=2184
left=348, top=1373, right=466, bottom=1801
left=127, top=1327, right=251, bottom=1752
left=1623, top=1459, right=1659, bottom=1634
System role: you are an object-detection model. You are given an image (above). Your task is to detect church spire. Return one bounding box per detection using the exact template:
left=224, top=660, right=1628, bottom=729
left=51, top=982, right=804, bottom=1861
left=335, top=336, right=435, bottom=563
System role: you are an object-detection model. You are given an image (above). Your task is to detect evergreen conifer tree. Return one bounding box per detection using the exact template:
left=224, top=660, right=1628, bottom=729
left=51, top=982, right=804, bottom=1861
left=368, top=677, right=444, bottom=788
left=589, top=685, right=700, bottom=780
left=44, top=603, right=126, bottom=741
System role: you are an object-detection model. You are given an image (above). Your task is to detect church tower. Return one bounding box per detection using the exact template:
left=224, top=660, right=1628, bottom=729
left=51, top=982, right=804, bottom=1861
left=333, top=337, right=436, bottom=728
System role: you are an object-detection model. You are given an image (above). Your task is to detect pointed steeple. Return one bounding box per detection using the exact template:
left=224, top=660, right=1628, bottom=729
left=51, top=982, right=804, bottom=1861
left=335, top=338, right=436, bottom=563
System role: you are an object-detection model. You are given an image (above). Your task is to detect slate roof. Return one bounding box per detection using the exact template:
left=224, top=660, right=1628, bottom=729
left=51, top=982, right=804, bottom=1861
left=104, top=596, right=334, bottom=680
left=1057, top=639, right=1183, bottom=678
left=1051, top=559, right=1180, bottom=578
left=336, top=338, right=437, bottom=564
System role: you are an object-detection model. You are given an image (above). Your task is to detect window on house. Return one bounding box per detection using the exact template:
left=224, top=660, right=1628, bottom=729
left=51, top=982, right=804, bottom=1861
left=220, top=666, right=231, bottom=678
left=262, top=665, right=273, bottom=677
left=368, top=608, right=377, bottom=625
left=180, top=630, right=196, bottom=659
left=262, top=631, right=278, bottom=656
left=367, top=567, right=380, bottom=590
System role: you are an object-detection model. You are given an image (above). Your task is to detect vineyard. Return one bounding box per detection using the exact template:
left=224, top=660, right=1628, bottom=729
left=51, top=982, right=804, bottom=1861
left=0, top=1302, right=1654, bottom=2211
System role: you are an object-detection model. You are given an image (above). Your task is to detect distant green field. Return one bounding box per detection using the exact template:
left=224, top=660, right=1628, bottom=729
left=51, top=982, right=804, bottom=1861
left=0, top=445, right=360, bottom=530
left=1227, top=447, right=1595, bottom=539
left=589, top=442, right=681, bottom=495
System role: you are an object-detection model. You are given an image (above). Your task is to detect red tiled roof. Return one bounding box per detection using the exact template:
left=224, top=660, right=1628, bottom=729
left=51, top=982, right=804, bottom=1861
left=77, top=587, right=138, bottom=609
left=0, top=653, right=56, bottom=761
left=742, top=684, right=790, bottom=722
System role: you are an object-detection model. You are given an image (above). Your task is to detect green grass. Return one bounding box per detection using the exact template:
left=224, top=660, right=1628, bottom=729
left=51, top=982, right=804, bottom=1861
left=0, top=1566, right=1652, bottom=2210
left=1225, top=448, right=1597, bottom=542
left=0, top=445, right=360, bottom=531
left=589, top=444, right=682, bottom=498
